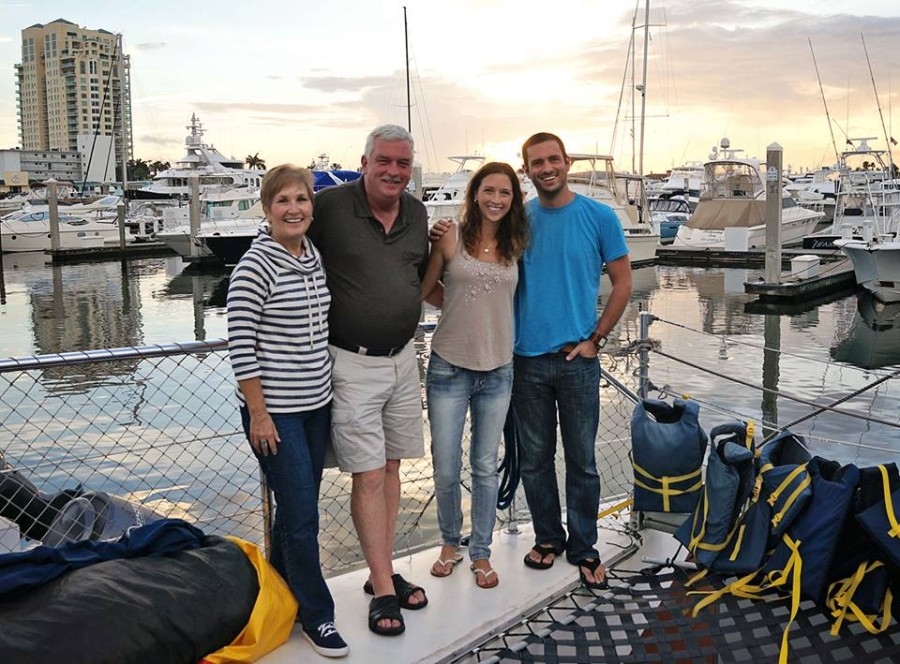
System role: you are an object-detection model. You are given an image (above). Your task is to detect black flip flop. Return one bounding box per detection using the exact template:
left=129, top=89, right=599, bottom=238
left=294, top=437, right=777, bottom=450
left=577, top=558, right=610, bottom=590
left=368, top=595, right=405, bottom=636
left=363, top=573, right=429, bottom=610
left=523, top=544, right=561, bottom=570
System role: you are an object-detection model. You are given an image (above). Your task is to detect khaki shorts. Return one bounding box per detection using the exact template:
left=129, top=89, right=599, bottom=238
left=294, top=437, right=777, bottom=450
left=328, top=342, right=425, bottom=473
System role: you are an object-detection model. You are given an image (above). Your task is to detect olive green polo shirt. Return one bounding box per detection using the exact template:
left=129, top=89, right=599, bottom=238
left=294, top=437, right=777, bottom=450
left=310, top=177, right=429, bottom=350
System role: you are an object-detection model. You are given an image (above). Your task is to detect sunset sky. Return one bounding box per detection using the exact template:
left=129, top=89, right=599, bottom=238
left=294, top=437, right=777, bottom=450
left=1, top=0, right=898, bottom=176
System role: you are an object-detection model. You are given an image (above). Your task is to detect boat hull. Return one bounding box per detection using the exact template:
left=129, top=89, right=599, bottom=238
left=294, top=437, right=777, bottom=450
left=673, top=212, right=822, bottom=249
left=1, top=220, right=127, bottom=253
left=835, top=238, right=900, bottom=303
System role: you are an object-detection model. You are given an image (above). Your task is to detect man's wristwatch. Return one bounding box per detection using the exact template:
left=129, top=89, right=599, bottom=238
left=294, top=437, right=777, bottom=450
left=588, top=332, right=608, bottom=351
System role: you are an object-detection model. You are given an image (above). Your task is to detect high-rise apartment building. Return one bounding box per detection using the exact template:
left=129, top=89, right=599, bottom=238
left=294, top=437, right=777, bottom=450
left=14, top=18, right=132, bottom=181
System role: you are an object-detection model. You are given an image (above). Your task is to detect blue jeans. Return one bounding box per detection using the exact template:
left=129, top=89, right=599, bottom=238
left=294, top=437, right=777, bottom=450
left=427, top=352, right=513, bottom=561
left=512, top=353, right=601, bottom=563
left=240, top=404, right=335, bottom=630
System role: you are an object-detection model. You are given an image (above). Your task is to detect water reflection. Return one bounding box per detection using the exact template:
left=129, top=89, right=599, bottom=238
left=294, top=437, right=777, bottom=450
left=832, top=291, right=900, bottom=370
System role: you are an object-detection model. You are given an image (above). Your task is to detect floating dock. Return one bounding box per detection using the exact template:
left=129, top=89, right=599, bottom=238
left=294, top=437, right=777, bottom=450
left=656, top=245, right=859, bottom=310
left=47, top=241, right=176, bottom=263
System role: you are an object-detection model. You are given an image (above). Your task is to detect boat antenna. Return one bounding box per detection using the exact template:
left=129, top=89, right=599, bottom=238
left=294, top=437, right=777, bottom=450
left=403, top=6, right=412, bottom=133
left=861, top=32, right=895, bottom=176
left=808, top=38, right=839, bottom=165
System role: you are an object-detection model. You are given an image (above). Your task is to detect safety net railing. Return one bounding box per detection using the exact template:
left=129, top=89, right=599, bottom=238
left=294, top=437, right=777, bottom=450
left=0, top=332, right=642, bottom=574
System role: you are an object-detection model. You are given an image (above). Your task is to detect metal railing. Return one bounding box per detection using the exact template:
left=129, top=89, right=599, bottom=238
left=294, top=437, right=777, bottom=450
left=0, top=336, right=643, bottom=574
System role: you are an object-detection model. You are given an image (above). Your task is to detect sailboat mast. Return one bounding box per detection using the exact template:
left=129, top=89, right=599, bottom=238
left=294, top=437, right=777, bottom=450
left=808, top=38, right=840, bottom=165
left=404, top=6, right=412, bottom=133
left=630, top=5, right=637, bottom=173
left=118, top=33, right=129, bottom=197
left=861, top=33, right=895, bottom=177
left=637, top=0, right=650, bottom=176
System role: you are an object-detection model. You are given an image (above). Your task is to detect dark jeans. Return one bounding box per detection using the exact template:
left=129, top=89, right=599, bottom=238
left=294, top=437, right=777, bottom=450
left=512, top=353, right=601, bottom=563
left=240, top=404, right=335, bottom=630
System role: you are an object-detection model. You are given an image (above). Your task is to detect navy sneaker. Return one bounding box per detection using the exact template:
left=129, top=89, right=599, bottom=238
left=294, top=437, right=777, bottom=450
left=302, top=621, right=349, bottom=658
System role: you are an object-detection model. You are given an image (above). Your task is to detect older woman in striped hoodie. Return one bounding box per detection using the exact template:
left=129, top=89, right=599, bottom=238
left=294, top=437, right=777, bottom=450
left=227, top=164, right=348, bottom=658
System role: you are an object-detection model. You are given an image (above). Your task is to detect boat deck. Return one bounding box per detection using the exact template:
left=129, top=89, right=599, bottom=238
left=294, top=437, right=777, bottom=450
left=259, top=518, right=643, bottom=663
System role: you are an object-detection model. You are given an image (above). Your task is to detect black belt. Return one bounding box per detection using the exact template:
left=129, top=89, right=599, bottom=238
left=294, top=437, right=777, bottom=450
left=329, top=336, right=407, bottom=358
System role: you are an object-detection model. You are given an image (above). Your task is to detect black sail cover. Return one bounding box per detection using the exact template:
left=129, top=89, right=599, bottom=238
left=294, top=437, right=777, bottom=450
left=0, top=535, right=259, bottom=664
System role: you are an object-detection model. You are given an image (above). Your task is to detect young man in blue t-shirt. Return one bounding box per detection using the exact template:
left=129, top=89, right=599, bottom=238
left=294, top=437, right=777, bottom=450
left=516, top=132, right=632, bottom=589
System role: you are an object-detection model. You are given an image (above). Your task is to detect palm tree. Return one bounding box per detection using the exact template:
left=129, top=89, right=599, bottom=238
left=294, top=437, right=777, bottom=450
left=150, top=160, right=170, bottom=176
left=127, top=158, right=151, bottom=181
left=245, top=153, right=266, bottom=170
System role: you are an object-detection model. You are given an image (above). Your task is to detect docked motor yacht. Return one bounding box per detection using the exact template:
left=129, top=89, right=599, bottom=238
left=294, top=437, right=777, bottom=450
left=155, top=189, right=262, bottom=259
left=199, top=170, right=361, bottom=265
left=136, top=114, right=265, bottom=199
left=672, top=142, right=824, bottom=249
left=801, top=139, right=900, bottom=303
left=0, top=196, right=133, bottom=253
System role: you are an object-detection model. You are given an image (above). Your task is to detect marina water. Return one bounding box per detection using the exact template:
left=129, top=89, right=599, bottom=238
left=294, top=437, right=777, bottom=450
left=1, top=252, right=898, bottom=466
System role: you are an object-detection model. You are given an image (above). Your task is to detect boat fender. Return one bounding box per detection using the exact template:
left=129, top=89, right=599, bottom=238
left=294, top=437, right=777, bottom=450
left=630, top=398, right=707, bottom=513
left=43, top=491, right=164, bottom=546
left=0, top=456, right=83, bottom=541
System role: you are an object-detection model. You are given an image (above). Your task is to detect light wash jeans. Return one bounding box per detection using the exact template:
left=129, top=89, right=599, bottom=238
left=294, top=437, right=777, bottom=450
left=426, top=352, right=513, bottom=562
left=512, top=353, right=601, bottom=564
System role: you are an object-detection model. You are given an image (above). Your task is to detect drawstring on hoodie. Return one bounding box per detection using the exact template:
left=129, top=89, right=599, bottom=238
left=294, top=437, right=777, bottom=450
left=254, top=229, right=328, bottom=349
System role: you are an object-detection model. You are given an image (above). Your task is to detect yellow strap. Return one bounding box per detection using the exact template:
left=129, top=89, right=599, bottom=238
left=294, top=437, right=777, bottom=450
left=751, top=474, right=764, bottom=502
left=684, top=566, right=708, bottom=588
left=827, top=561, right=869, bottom=635
left=771, top=475, right=812, bottom=527
left=878, top=465, right=900, bottom=538
left=632, top=478, right=702, bottom=495
left=767, top=464, right=808, bottom=506
left=689, top=568, right=761, bottom=615
left=728, top=524, right=745, bottom=562
left=633, top=461, right=703, bottom=512
left=692, top=514, right=746, bottom=553
left=745, top=421, right=756, bottom=449
left=688, top=489, right=710, bottom=551
left=778, top=537, right=803, bottom=664
left=827, top=561, right=892, bottom=635
left=633, top=460, right=703, bottom=484
left=597, top=498, right=632, bottom=520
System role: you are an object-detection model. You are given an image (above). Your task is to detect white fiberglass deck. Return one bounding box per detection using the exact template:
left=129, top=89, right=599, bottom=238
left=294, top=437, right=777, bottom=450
left=259, top=520, right=640, bottom=663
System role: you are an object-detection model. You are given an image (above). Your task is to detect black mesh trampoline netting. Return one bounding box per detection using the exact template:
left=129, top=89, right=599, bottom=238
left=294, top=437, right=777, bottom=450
left=481, top=570, right=899, bottom=663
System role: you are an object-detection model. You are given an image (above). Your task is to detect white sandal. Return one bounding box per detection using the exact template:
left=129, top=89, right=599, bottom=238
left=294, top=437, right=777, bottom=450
left=471, top=563, right=499, bottom=589
left=430, top=552, right=463, bottom=577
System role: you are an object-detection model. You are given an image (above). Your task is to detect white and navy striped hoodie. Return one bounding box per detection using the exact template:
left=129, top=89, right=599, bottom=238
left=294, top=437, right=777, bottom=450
left=227, top=225, right=332, bottom=412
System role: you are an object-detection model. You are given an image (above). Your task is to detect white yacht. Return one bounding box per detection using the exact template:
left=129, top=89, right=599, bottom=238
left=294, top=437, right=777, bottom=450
left=649, top=161, right=705, bottom=208
left=0, top=196, right=131, bottom=253
left=802, top=138, right=900, bottom=302
left=155, top=189, right=261, bottom=258
left=137, top=115, right=265, bottom=199
left=566, top=153, right=660, bottom=266
left=422, top=155, right=485, bottom=203
left=672, top=141, right=824, bottom=249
